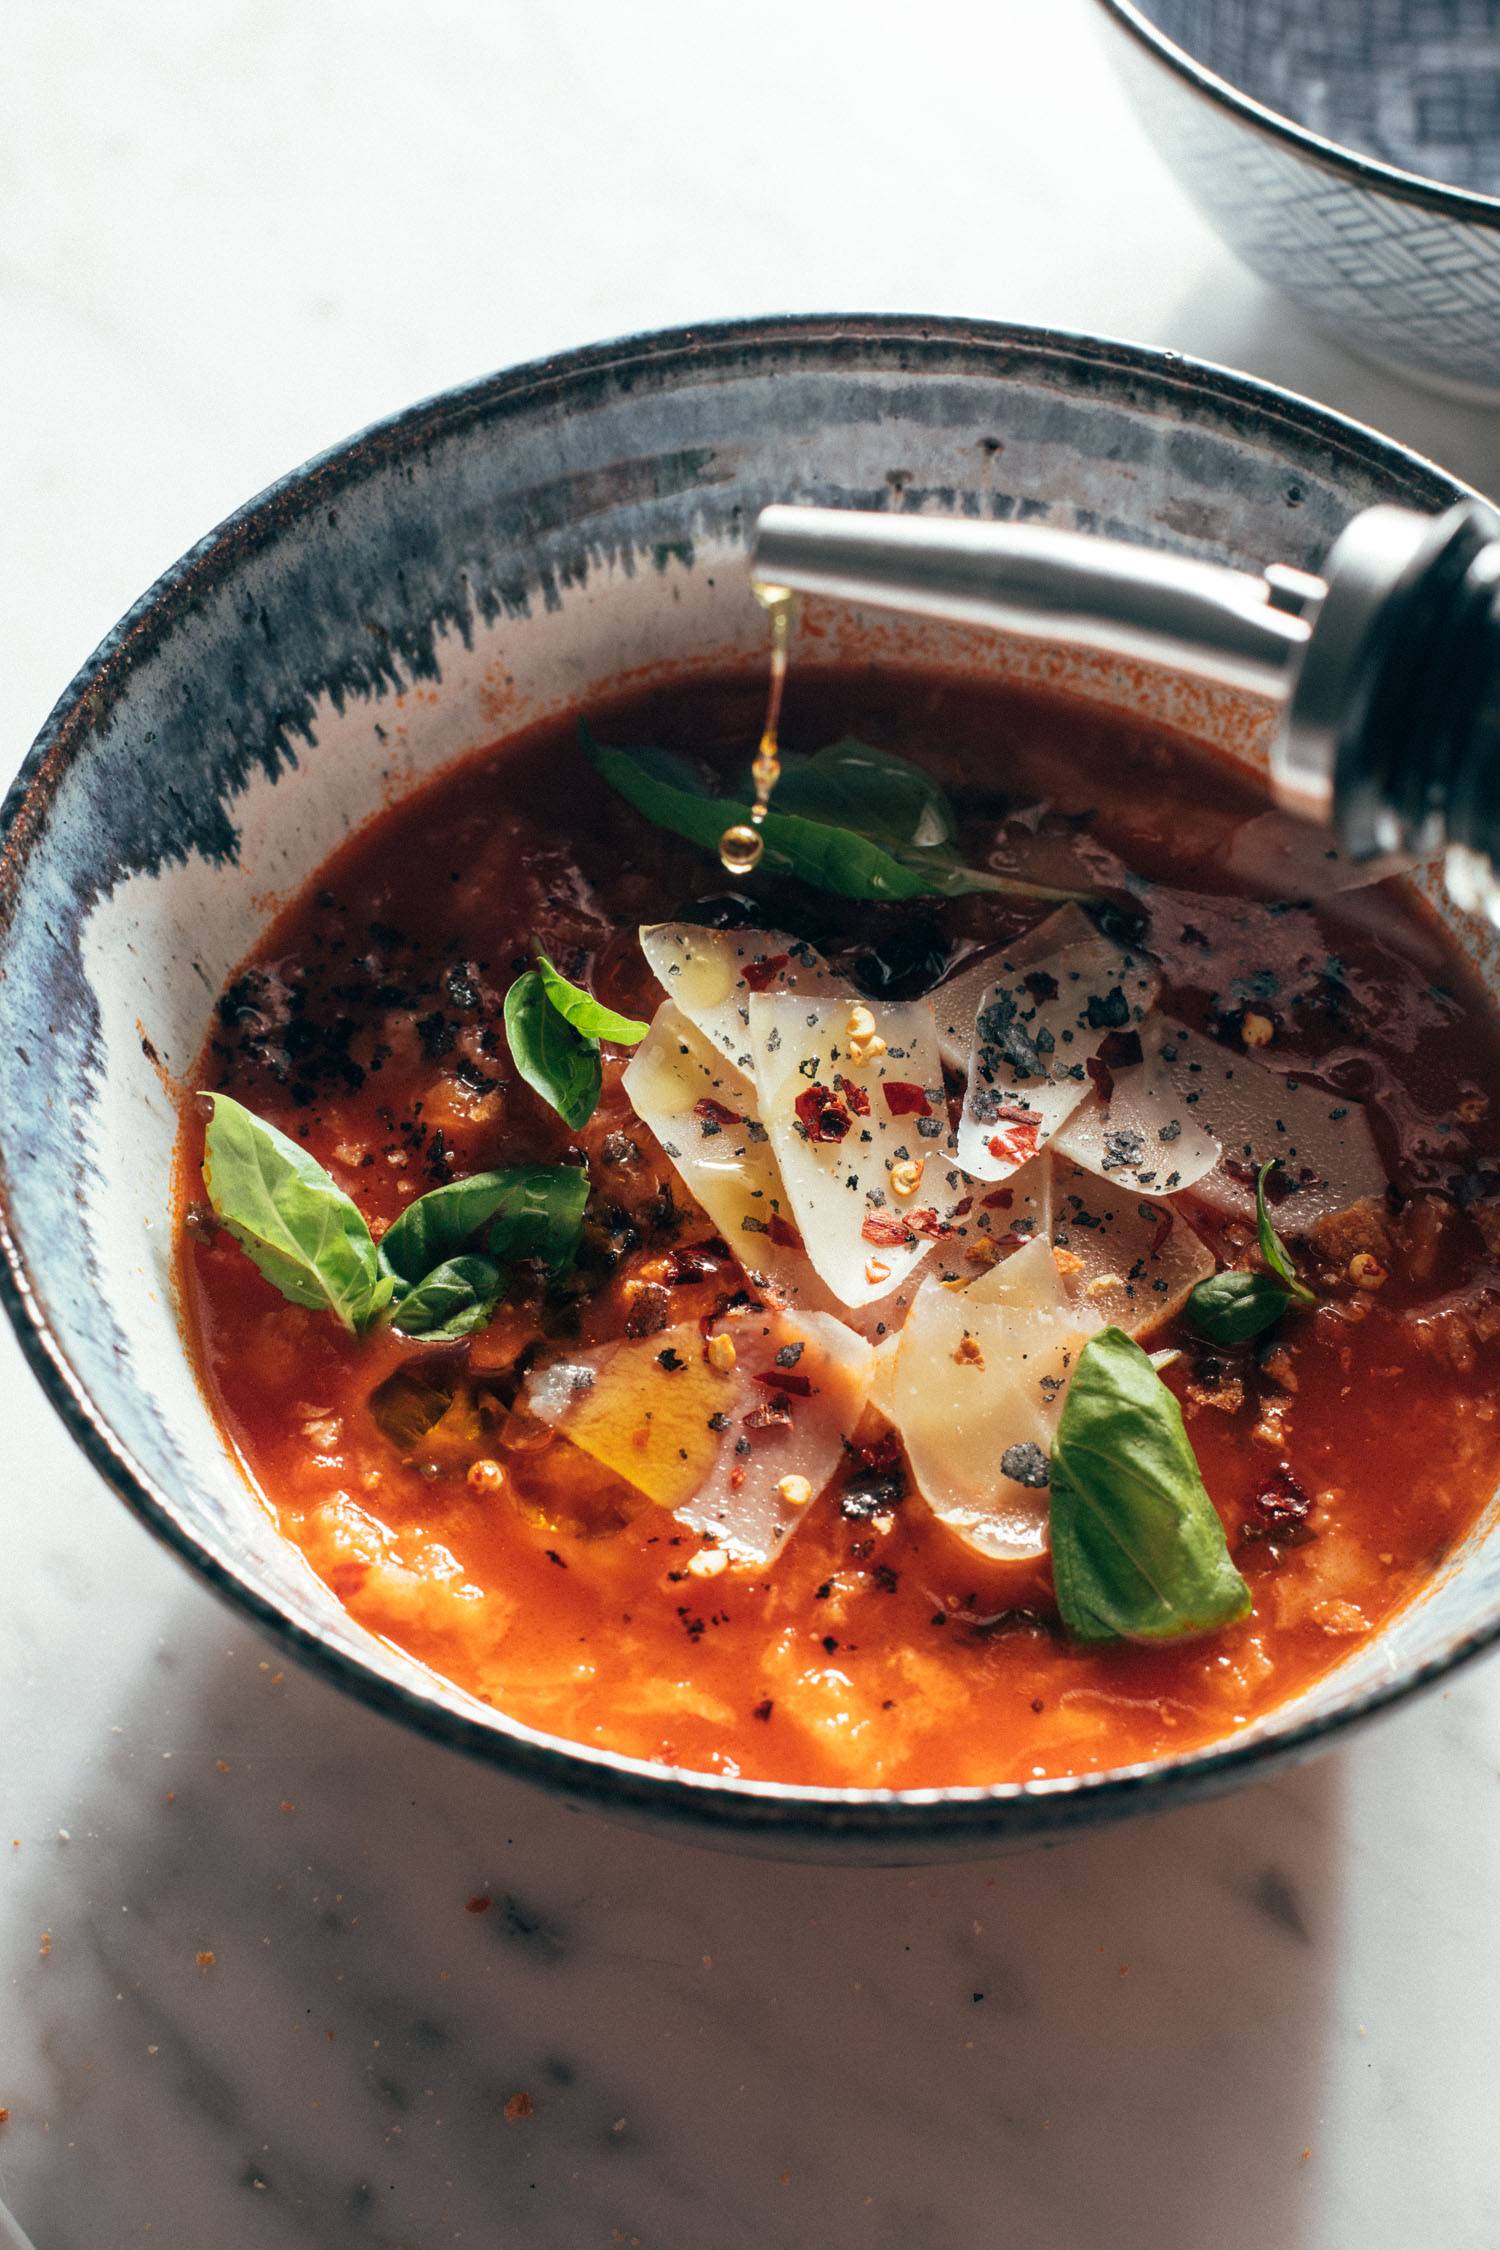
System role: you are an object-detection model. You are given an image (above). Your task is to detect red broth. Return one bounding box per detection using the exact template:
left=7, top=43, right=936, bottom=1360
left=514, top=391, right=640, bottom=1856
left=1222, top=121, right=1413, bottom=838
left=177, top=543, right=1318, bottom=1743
left=177, top=668, right=1500, bottom=1787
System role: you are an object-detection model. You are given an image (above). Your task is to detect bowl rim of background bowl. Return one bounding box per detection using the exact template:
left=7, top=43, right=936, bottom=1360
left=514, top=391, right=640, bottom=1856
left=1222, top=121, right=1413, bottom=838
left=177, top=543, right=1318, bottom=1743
left=1096, top=0, right=1500, bottom=226
left=1, top=309, right=1495, bottom=1847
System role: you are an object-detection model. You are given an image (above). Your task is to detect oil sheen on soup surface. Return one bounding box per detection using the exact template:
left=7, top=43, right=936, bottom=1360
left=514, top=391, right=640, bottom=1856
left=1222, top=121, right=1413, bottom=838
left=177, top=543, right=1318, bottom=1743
left=179, top=667, right=1500, bottom=1788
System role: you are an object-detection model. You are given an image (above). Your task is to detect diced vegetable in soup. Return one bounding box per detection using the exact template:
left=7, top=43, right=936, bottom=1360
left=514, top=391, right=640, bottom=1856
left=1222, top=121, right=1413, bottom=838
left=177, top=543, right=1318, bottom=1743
left=178, top=668, right=1500, bottom=1788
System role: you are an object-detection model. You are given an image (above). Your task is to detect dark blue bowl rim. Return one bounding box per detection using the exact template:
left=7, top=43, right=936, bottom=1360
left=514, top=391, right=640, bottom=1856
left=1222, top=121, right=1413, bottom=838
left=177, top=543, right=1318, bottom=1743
left=1096, top=0, right=1500, bottom=226
left=0, top=309, right=1493, bottom=1843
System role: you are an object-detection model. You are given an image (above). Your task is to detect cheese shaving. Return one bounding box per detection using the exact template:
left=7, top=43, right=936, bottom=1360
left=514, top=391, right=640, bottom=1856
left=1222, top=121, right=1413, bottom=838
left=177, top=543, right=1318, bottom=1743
left=622, top=1002, right=806, bottom=1294
left=525, top=1309, right=873, bottom=1563
left=639, top=923, right=841, bottom=1077
left=955, top=931, right=1159, bottom=1183
left=749, top=991, right=966, bottom=1308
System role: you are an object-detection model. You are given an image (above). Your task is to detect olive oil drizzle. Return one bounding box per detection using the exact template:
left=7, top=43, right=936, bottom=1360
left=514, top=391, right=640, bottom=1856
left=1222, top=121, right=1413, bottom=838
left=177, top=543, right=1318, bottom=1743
left=719, top=584, right=795, bottom=874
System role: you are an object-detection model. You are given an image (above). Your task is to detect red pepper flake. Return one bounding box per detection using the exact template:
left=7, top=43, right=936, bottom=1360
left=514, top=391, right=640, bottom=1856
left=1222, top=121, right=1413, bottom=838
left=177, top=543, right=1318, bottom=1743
left=1098, top=1028, right=1144, bottom=1071
left=744, top=1397, right=794, bottom=1430
left=1149, top=1210, right=1175, bottom=1257
left=741, top=952, right=790, bottom=992
left=861, top=1211, right=916, bottom=1248
left=881, top=1080, right=931, bottom=1118
left=981, top=1187, right=1014, bottom=1210
left=1247, top=1462, right=1314, bottom=1544
left=753, top=1368, right=813, bottom=1397
left=795, top=1083, right=853, bottom=1142
left=908, top=1207, right=952, bottom=1240
left=1085, top=1053, right=1115, bottom=1101
left=987, top=1108, right=1041, bottom=1164
left=465, top=1894, right=492, bottom=1915
left=694, top=1096, right=741, bottom=1127
left=663, top=1243, right=718, bottom=1284
left=767, top=1213, right=804, bottom=1250
left=328, top=1561, right=369, bottom=1600
left=846, top=1428, right=903, bottom=1475
left=835, top=1073, right=872, bottom=1116
left=950, top=1195, right=974, bottom=1219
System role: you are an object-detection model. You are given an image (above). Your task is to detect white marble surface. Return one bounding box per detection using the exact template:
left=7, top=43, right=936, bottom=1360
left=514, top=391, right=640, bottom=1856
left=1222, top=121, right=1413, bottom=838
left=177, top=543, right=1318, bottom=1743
left=6, top=3, right=1500, bottom=2244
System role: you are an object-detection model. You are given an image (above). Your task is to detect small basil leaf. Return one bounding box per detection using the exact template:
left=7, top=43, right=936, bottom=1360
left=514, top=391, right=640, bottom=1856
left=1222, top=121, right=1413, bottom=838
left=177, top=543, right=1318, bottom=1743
left=1049, top=1326, right=1251, bottom=1644
left=584, top=727, right=1083, bottom=905
left=586, top=733, right=937, bottom=899
left=769, top=737, right=959, bottom=850
left=485, top=1165, right=590, bottom=1273
left=381, top=1171, right=530, bottom=1286
left=201, top=1093, right=384, bottom=1332
left=1256, top=1159, right=1315, bottom=1305
left=504, top=969, right=603, bottom=1129
left=389, top=1254, right=503, bottom=1341
left=535, top=952, right=648, bottom=1045
left=1184, top=1268, right=1291, bottom=1344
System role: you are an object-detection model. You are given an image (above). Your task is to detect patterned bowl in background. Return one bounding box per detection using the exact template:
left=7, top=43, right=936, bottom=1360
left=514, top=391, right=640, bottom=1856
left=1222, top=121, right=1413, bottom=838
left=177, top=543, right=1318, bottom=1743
left=1096, top=0, right=1500, bottom=400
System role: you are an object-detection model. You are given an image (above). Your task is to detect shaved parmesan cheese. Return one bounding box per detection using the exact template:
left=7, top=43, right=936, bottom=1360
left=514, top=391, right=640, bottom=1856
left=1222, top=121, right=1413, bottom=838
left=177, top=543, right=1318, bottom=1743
left=1051, top=1015, right=1221, bottom=1197
left=965, top=1228, right=1069, bottom=1310
left=622, top=1002, right=806, bottom=1293
left=955, top=931, right=1159, bottom=1183
left=681, top=1311, right=874, bottom=1560
left=639, top=923, right=841, bottom=1077
left=749, top=992, right=965, bottom=1308
left=1142, top=1021, right=1385, bottom=1234
left=859, top=1159, right=1053, bottom=1314
left=927, top=1157, right=1054, bottom=1288
left=1049, top=1160, right=1216, bottom=1334
left=526, top=1323, right=723, bottom=1511
left=933, top=904, right=1099, bottom=1073
left=868, top=1329, right=904, bottom=1423
left=890, top=1277, right=1097, bottom=1561
left=525, top=1309, right=872, bottom=1564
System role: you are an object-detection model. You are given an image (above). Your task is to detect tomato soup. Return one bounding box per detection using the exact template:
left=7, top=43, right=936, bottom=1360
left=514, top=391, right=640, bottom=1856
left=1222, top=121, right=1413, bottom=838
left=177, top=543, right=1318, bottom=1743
left=177, top=668, right=1500, bottom=1787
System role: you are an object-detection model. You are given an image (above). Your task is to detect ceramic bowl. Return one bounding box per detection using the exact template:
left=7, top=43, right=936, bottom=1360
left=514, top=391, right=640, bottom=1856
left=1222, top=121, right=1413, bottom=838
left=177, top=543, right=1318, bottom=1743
left=1, top=314, right=1495, bottom=1861
left=1096, top=0, right=1500, bottom=400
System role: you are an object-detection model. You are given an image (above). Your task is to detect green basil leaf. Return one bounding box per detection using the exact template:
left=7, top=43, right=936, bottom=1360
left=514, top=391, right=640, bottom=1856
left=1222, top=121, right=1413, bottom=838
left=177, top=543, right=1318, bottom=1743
left=616, top=741, right=714, bottom=796
left=201, top=1093, right=386, bottom=1332
left=504, top=969, right=603, bottom=1129
left=769, top=737, right=958, bottom=850
left=584, top=728, right=1083, bottom=905
left=1256, top=1159, right=1315, bottom=1305
left=485, top=1164, right=590, bottom=1273
left=380, top=1171, right=528, bottom=1285
left=536, top=952, right=647, bottom=1045
left=389, top=1254, right=504, bottom=1341
left=1184, top=1267, right=1291, bottom=1343
left=587, top=733, right=936, bottom=899
left=1049, top=1326, right=1251, bottom=1644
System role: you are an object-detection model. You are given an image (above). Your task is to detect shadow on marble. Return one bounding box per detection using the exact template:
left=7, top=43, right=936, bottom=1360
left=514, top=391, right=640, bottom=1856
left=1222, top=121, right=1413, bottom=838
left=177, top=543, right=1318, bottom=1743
left=3, top=1592, right=1348, bottom=2250
left=1162, top=270, right=1500, bottom=503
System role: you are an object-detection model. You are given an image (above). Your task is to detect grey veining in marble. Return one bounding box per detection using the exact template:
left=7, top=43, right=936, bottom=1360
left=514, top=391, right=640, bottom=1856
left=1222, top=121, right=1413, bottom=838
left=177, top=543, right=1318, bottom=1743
left=8, top=2, right=1500, bottom=2245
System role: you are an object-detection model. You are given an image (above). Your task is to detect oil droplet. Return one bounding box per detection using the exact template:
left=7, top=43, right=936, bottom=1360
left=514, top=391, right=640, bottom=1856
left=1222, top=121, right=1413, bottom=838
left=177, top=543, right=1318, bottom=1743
left=719, top=823, right=765, bottom=875
left=718, top=583, right=795, bottom=873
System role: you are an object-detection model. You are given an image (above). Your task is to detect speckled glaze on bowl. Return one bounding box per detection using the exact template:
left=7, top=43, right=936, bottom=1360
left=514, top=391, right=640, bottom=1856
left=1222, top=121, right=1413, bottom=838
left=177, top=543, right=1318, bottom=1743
left=1096, top=0, right=1500, bottom=401
left=1, top=314, right=1495, bottom=1861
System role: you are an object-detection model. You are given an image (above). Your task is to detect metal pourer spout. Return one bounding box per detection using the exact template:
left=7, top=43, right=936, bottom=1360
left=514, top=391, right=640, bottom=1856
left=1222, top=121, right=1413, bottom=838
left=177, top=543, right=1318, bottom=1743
left=750, top=498, right=1500, bottom=922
